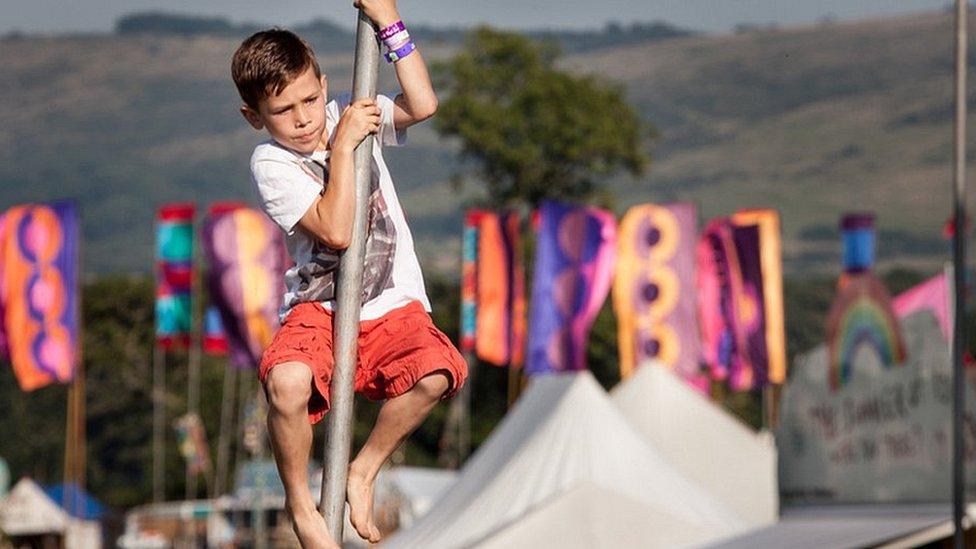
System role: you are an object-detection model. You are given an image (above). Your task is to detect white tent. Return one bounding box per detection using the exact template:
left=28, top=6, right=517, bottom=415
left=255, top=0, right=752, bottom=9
left=477, top=482, right=711, bottom=549
left=0, top=478, right=69, bottom=536
left=386, top=371, right=748, bottom=548
left=0, top=478, right=103, bottom=549
left=611, top=361, right=779, bottom=527
left=376, top=466, right=458, bottom=528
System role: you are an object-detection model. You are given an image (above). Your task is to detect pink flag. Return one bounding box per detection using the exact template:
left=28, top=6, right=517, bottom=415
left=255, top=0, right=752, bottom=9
left=892, top=272, right=950, bottom=340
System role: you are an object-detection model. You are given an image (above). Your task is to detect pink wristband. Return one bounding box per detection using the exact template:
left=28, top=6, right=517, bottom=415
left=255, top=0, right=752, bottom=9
left=378, top=20, right=405, bottom=40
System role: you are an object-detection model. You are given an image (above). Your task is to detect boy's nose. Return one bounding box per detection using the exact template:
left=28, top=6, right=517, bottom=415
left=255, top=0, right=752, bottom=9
left=295, top=106, right=311, bottom=127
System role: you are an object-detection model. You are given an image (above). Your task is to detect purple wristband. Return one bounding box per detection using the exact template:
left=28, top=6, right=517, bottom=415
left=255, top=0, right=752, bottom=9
left=385, top=40, right=416, bottom=63
left=378, top=20, right=405, bottom=40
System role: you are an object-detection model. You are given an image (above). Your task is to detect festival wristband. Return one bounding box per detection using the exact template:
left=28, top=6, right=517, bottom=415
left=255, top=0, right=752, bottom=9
left=383, top=29, right=410, bottom=49
left=378, top=20, right=405, bottom=40
left=385, top=40, right=416, bottom=63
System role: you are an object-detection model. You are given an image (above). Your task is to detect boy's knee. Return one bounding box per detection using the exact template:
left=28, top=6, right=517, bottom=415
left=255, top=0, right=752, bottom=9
left=415, top=371, right=450, bottom=402
left=266, top=362, right=313, bottom=412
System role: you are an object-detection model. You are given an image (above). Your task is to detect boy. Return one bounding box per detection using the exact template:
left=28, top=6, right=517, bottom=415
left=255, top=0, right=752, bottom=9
left=231, top=1, right=467, bottom=547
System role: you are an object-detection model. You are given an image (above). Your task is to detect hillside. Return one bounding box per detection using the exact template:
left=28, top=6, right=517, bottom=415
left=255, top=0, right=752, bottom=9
left=0, top=11, right=969, bottom=276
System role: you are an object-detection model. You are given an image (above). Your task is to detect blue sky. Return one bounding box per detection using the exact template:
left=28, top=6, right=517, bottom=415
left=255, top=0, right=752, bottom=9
left=0, top=0, right=954, bottom=35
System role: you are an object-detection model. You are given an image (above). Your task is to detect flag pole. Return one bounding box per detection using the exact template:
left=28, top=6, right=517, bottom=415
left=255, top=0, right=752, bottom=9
left=212, top=363, right=237, bottom=498
left=185, top=212, right=203, bottom=500
left=952, top=0, right=969, bottom=546
left=320, top=9, right=379, bottom=539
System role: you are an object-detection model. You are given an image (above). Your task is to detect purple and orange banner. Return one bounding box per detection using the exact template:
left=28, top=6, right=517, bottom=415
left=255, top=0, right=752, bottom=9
left=0, top=202, right=80, bottom=391
left=731, top=209, right=786, bottom=385
left=526, top=201, right=617, bottom=375
left=202, top=203, right=287, bottom=368
left=155, top=203, right=196, bottom=350
left=613, top=203, right=705, bottom=390
left=697, top=210, right=786, bottom=390
left=474, top=211, right=526, bottom=368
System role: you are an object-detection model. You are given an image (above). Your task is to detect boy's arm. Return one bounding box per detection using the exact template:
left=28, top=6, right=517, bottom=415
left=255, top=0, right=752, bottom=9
left=356, top=0, right=438, bottom=131
left=297, top=99, right=381, bottom=250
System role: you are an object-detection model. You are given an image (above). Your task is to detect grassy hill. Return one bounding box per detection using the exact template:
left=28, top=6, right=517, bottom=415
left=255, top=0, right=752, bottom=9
left=0, top=11, right=969, bottom=276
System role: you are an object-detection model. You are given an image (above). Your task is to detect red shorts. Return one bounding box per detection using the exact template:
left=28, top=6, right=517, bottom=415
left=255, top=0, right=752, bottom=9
left=259, top=300, right=467, bottom=424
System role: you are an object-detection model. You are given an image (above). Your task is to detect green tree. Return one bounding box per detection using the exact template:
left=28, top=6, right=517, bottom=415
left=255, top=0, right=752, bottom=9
left=434, top=27, right=650, bottom=207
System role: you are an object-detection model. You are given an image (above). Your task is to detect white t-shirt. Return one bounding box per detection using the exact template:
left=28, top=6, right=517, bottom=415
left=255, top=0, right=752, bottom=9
left=249, top=93, right=430, bottom=322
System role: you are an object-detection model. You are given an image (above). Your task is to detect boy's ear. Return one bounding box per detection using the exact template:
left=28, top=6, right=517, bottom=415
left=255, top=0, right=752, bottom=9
left=240, top=104, right=264, bottom=130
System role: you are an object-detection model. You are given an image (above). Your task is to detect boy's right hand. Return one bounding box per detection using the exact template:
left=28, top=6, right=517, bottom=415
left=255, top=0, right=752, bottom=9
left=333, top=99, right=381, bottom=153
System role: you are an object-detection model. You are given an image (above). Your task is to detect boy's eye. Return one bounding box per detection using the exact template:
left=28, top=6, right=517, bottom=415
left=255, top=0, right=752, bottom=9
left=274, top=107, right=291, bottom=115
left=305, top=96, right=317, bottom=105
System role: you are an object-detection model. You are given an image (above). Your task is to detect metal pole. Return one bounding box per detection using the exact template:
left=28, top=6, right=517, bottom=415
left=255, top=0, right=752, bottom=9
left=152, top=345, right=166, bottom=502
left=320, top=10, right=379, bottom=540
left=952, top=1, right=968, bottom=546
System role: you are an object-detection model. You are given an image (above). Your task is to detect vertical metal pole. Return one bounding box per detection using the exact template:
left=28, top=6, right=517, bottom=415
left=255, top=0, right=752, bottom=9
left=320, top=10, right=379, bottom=540
left=953, top=1, right=969, bottom=546
left=153, top=345, right=166, bottom=502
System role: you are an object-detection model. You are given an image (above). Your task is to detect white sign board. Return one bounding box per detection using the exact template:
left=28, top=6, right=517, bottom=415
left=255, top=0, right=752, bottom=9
left=778, top=312, right=976, bottom=502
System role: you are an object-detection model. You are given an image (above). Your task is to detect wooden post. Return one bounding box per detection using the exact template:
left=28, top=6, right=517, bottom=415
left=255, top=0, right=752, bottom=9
left=212, top=364, right=237, bottom=498
left=152, top=344, right=166, bottom=502
left=319, top=9, right=380, bottom=540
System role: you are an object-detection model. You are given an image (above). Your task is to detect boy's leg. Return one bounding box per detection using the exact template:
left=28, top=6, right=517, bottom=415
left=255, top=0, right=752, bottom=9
left=265, top=361, right=339, bottom=549
left=346, top=371, right=451, bottom=543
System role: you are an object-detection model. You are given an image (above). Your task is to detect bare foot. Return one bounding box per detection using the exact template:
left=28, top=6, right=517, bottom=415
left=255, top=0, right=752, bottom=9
left=289, top=505, right=340, bottom=549
left=346, top=469, right=381, bottom=543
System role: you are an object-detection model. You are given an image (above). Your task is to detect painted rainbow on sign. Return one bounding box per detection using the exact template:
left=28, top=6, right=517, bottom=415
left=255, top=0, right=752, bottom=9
left=826, top=277, right=906, bottom=390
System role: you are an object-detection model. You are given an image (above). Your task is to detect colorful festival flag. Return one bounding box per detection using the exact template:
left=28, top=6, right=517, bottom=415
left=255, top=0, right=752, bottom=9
left=459, top=211, right=481, bottom=354
left=0, top=211, right=8, bottom=361
left=697, top=214, right=779, bottom=391
left=155, top=203, right=196, bottom=349
left=459, top=210, right=527, bottom=368
left=613, top=203, right=705, bottom=390
left=892, top=272, right=951, bottom=340
left=202, top=305, right=229, bottom=356
left=730, top=209, right=787, bottom=385
left=0, top=202, right=80, bottom=391
left=698, top=218, right=737, bottom=385
left=202, top=204, right=287, bottom=368
left=474, top=211, right=526, bottom=367
left=526, top=201, right=617, bottom=375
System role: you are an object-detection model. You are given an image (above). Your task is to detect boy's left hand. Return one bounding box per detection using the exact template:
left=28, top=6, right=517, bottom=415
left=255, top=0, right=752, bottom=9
left=353, top=0, right=400, bottom=29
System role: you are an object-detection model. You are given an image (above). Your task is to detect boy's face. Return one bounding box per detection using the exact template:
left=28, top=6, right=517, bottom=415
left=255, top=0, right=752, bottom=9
left=241, top=66, right=328, bottom=155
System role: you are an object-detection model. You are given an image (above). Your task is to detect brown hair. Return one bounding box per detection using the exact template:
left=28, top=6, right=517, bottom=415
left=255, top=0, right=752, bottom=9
left=232, top=29, right=322, bottom=110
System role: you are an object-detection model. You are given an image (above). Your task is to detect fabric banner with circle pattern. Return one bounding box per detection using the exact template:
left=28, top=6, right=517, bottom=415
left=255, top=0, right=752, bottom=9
left=202, top=204, right=288, bottom=368
left=613, top=203, right=706, bottom=391
left=0, top=202, right=80, bottom=391
left=526, top=200, right=617, bottom=375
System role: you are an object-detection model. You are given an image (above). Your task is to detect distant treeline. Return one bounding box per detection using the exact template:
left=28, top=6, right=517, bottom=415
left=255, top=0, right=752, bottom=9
left=114, top=12, right=693, bottom=53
